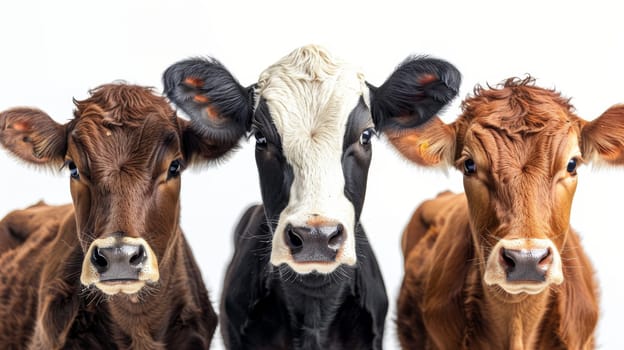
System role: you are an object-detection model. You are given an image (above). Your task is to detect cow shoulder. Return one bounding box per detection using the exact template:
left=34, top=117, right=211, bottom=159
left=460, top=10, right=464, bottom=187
left=349, top=224, right=387, bottom=348
left=401, top=190, right=457, bottom=258
left=28, top=206, right=84, bottom=349
left=0, top=203, right=74, bottom=348
left=547, top=229, right=598, bottom=348
left=403, top=192, right=474, bottom=347
left=221, top=205, right=290, bottom=348
left=166, top=234, right=218, bottom=346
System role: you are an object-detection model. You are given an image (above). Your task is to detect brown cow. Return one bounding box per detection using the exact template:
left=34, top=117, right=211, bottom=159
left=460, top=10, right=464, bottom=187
left=389, top=77, right=624, bottom=349
left=0, top=83, right=241, bottom=349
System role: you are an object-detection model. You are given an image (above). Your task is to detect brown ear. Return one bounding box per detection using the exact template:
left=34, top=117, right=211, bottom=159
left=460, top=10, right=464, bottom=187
left=581, top=104, right=624, bottom=165
left=0, top=108, right=66, bottom=166
left=384, top=116, right=456, bottom=167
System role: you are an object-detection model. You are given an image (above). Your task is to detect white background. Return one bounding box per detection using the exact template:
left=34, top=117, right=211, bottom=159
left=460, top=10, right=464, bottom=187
left=0, top=1, right=622, bottom=348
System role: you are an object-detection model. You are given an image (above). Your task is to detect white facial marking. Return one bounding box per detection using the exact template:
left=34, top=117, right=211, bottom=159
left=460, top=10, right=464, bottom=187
left=256, top=45, right=371, bottom=274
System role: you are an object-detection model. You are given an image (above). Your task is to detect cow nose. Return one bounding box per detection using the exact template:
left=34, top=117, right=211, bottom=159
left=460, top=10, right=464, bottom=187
left=500, top=247, right=552, bottom=282
left=285, top=224, right=345, bottom=263
left=90, top=244, right=147, bottom=281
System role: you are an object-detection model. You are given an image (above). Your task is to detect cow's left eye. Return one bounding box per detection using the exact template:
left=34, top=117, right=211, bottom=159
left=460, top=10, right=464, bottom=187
left=360, top=128, right=375, bottom=145
left=168, top=159, right=182, bottom=179
left=254, top=131, right=267, bottom=148
left=566, top=158, right=578, bottom=174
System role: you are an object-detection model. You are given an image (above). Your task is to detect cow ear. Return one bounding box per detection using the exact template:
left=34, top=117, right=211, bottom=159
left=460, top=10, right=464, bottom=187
left=162, top=58, right=253, bottom=146
left=178, top=117, right=240, bottom=165
left=385, top=117, right=456, bottom=167
left=368, top=56, right=461, bottom=131
left=0, top=108, right=66, bottom=167
left=581, top=104, right=624, bottom=165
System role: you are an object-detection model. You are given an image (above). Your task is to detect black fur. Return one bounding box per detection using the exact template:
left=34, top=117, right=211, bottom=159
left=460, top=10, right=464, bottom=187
left=162, top=49, right=461, bottom=349
left=162, top=58, right=253, bottom=143
left=220, top=205, right=388, bottom=350
left=368, top=56, right=461, bottom=131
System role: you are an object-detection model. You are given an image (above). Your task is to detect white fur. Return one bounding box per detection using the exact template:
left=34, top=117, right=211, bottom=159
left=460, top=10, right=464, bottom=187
left=255, top=45, right=372, bottom=274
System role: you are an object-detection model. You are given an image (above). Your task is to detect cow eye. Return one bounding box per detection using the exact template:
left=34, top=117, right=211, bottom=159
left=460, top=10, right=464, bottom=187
left=566, top=158, right=578, bottom=174
left=168, top=159, right=182, bottom=179
left=67, top=161, right=80, bottom=180
left=359, top=128, right=375, bottom=145
left=463, top=159, right=476, bottom=175
left=254, top=131, right=267, bottom=148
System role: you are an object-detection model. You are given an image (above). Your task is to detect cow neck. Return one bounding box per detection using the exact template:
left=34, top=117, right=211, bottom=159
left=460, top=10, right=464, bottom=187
left=276, top=270, right=351, bottom=349
left=471, top=251, right=553, bottom=349
left=105, top=229, right=186, bottom=345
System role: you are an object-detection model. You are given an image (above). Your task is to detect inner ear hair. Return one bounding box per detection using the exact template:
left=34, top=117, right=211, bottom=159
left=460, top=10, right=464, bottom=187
left=581, top=104, right=624, bottom=165
left=385, top=117, right=456, bottom=167
left=0, top=107, right=67, bottom=167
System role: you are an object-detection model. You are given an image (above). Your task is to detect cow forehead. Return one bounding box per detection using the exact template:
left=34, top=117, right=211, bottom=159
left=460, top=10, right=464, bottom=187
left=458, top=79, right=582, bottom=163
left=254, top=45, right=371, bottom=143
left=68, top=85, right=181, bottom=182
left=465, top=119, right=577, bottom=161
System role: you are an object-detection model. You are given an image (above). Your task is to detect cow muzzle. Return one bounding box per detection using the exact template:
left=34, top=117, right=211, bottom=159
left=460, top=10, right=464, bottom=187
left=483, top=238, right=563, bottom=295
left=270, top=218, right=357, bottom=274
left=80, top=235, right=159, bottom=295
left=285, top=223, right=345, bottom=263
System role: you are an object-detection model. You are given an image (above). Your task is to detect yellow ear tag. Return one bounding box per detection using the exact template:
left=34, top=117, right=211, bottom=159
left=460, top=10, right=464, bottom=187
left=419, top=140, right=430, bottom=154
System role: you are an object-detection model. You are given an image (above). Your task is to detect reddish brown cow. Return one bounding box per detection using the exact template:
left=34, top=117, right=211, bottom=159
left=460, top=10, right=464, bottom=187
left=0, top=84, right=241, bottom=349
left=389, top=77, right=624, bottom=349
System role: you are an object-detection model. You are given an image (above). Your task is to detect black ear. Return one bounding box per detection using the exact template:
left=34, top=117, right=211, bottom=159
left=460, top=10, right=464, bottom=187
left=368, top=56, right=461, bottom=131
left=162, top=58, right=254, bottom=145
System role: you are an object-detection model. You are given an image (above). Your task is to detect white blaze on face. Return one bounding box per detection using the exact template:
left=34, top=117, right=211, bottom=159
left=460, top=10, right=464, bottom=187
left=256, top=45, right=371, bottom=274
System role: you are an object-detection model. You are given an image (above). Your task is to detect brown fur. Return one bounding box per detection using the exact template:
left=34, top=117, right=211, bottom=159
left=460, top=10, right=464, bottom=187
left=0, top=83, right=237, bottom=349
left=0, top=201, right=48, bottom=255
left=389, top=77, right=624, bottom=349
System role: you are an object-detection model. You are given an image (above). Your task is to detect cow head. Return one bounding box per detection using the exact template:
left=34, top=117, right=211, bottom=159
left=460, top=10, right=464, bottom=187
left=387, top=76, right=624, bottom=296
left=163, top=45, right=460, bottom=275
left=0, top=84, right=240, bottom=295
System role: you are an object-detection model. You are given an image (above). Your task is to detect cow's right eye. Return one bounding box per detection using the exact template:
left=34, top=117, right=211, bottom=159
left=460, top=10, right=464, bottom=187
left=67, top=161, right=80, bottom=180
left=463, top=159, right=476, bottom=175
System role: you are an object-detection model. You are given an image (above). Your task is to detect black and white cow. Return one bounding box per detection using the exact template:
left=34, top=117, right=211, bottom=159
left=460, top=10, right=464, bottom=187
left=163, top=45, right=460, bottom=350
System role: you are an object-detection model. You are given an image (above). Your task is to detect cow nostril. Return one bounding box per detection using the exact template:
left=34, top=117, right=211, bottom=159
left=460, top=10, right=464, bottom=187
left=327, top=224, right=345, bottom=250
left=501, top=248, right=516, bottom=269
left=286, top=225, right=303, bottom=250
left=129, top=245, right=147, bottom=267
left=538, top=248, right=552, bottom=266
left=91, top=247, right=109, bottom=273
